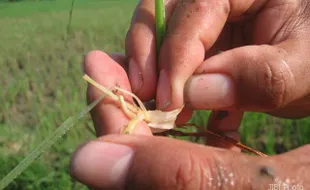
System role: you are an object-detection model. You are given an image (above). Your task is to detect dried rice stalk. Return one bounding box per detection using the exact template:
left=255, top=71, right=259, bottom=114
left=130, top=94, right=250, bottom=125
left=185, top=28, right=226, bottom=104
left=83, top=74, right=183, bottom=134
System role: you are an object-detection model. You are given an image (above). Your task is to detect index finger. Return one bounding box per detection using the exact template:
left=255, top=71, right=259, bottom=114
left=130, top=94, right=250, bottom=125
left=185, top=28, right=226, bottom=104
left=125, top=0, right=177, bottom=101
left=156, top=0, right=258, bottom=110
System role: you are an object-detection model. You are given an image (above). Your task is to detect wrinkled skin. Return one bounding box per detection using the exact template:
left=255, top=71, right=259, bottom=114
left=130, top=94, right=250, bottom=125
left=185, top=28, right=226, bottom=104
left=70, top=0, right=310, bottom=189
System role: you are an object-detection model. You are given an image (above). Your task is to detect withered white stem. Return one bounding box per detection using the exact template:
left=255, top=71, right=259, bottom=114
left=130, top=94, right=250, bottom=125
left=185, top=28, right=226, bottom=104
left=83, top=74, right=183, bottom=134
left=119, top=95, right=136, bottom=119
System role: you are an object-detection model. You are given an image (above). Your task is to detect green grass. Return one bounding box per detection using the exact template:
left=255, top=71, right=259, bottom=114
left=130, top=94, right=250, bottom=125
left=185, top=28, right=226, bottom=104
left=0, top=0, right=309, bottom=189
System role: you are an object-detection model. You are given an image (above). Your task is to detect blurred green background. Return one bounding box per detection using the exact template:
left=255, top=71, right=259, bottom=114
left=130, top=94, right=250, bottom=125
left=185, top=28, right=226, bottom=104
left=0, top=0, right=309, bottom=189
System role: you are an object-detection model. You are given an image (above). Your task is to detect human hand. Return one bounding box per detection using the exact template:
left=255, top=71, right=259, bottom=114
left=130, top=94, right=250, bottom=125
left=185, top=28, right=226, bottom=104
left=69, top=51, right=309, bottom=190
left=70, top=135, right=310, bottom=190
left=125, top=0, right=310, bottom=147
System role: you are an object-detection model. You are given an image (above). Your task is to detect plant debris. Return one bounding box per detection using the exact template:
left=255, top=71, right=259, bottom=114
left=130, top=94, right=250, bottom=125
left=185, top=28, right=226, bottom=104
left=83, top=74, right=183, bottom=134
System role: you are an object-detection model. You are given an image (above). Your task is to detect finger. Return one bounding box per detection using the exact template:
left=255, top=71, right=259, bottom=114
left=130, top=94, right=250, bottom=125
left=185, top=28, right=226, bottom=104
left=156, top=0, right=263, bottom=110
left=83, top=50, right=152, bottom=136
left=125, top=0, right=177, bottom=101
left=185, top=41, right=310, bottom=112
left=206, top=110, right=243, bottom=152
left=70, top=135, right=310, bottom=190
left=109, top=51, right=194, bottom=128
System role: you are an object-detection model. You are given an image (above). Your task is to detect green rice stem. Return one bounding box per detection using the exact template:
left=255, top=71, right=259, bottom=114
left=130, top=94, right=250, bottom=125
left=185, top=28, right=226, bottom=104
left=155, top=0, right=166, bottom=57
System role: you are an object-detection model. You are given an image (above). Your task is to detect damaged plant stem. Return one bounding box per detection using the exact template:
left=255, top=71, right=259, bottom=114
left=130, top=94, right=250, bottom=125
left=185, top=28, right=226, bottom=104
left=83, top=74, right=266, bottom=156
left=0, top=0, right=266, bottom=189
left=82, top=75, right=183, bottom=134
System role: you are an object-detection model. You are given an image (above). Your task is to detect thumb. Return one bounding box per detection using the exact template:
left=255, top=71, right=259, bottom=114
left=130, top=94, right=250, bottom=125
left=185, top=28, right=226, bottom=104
left=184, top=42, right=309, bottom=111
left=69, top=135, right=308, bottom=190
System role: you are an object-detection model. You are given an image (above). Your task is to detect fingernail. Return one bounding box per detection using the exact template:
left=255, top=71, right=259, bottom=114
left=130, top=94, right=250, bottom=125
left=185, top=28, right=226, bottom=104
left=157, top=69, right=171, bottom=109
left=70, top=141, right=134, bottom=189
left=128, top=58, right=143, bottom=93
left=184, top=74, right=235, bottom=109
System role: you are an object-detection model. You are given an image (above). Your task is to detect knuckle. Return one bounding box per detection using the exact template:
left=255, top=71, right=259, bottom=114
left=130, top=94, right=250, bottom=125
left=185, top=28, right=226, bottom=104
left=174, top=151, right=213, bottom=190
left=296, top=0, right=310, bottom=20
left=280, top=0, right=310, bottom=34
left=265, top=61, right=286, bottom=109
left=174, top=152, right=196, bottom=190
left=260, top=48, right=295, bottom=109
